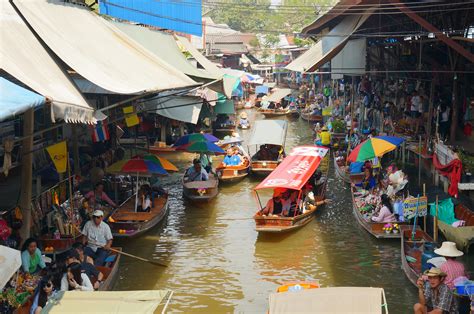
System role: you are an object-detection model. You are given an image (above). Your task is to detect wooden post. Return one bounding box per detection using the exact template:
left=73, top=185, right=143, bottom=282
left=418, top=135, right=422, bottom=186
left=19, top=108, right=34, bottom=241
left=402, top=141, right=406, bottom=166
left=434, top=195, right=439, bottom=242
left=449, top=74, right=458, bottom=143
left=423, top=184, right=426, bottom=232
left=426, top=81, right=435, bottom=145
left=71, top=124, right=80, bottom=176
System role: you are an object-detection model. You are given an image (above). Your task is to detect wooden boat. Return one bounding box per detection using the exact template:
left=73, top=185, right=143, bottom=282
left=276, top=282, right=319, bottom=293
left=182, top=174, right=219, bottom=202
left=253, top=146, right=329, bottom=233
left=216, top=141, right=250, bottom=183
left=248, top=120, right=288, bottom=176
left=97, top=247, right=122, bottom=291
left=300, top=111, right=323, bottom=122
left=238, top=123, right=250, bottom=129
left=108, top=193, right=169, bottom=238
left=400, top=225, right=436, bottom=287
left=148, top=143, right=176, bottom=154
left=40, top=233, right=83, bottom=255
left=213, top=124, right=235, bottom=136
left=258, top=108, right=292, bottom=118
left=333, top=152, right=364, bottom=184
left=437, top=203, right=474, bottom=252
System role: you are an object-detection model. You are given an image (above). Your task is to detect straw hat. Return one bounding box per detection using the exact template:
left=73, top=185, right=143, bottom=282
left=240, top=112, right=248, bottom=119
left=423, top=267, right=447, bottom=277
left=321, top=126, right=328, bottom=131
left=434, top=241, right=464, bottom=257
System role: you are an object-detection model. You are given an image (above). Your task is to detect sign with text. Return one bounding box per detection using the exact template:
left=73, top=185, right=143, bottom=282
left=403, top=196, right=428, bottom=219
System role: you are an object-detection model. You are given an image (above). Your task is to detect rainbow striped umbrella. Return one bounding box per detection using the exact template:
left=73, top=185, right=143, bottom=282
left=348, top=136, right=404, bottom=162
left=106, top=155, right=178, bottom=175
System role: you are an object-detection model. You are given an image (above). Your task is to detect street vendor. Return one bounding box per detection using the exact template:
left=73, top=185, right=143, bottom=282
left=81, top=209, right=113, bottom=266
left=239, top=112, right=249, bottom=128
left=185, top=159, right=209, bottom=182
left=434, top=241, right=468, bottom=290
left=85, top=182, right=116, bottom=209
left=21, top=238, right=46, bottom=274
left=371, top=194, right=397, bottom=223
left=315, top=126, right=331, bottom=146
left=414, top=267, right=457, bottom=314
left=355, top=167, right=377, bottom=191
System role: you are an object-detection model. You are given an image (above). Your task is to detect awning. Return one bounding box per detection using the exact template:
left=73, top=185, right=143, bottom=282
left=269, top=287, right=385, bottom=314
left=0, top=245, right=21, bottom=290
left=175, top=35, right=223, bottom=78
left=111, top=21, right=218, bottom=81
left=144, top=95, right=202, bottom=124
left=0, top=1, right=95, bottom=124
left=255, top=146, right=328, bottom=191
left=266, top=88, right=292, bottom=103
left=255, top=85, right=269, bottom=95
left=214, top=94, right=235, bottom=115
left=285, top=11, right=373, bottom=73
left=331, top=38, right=367, bottom=79
left=0, top=78, right=45, bottom=121
left=42, top=290, right=173, bottom=313
left=248, top=120, right=288, bottom=146
left=13, top=0, right=196, bottom=95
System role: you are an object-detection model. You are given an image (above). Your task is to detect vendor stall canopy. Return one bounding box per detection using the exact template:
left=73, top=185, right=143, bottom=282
left=266, top=88, right=292, bottom=103
left=11, top=0, right=196, bottom=95
left=0, top=78, right=45, bottom=122
left=0, top=1, right=95, bottom=124
left=248, top=120, right=288, bottom=146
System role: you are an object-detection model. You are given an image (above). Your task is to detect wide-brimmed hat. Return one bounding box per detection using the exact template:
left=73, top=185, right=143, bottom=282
left=240, top=112, right=248, bottom=119
left=424, top=267, right=447, bottom=277
left=434, top=241, right=464, bottom=257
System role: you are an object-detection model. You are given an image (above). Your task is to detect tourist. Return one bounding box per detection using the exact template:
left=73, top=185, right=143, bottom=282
left=414, top=267, right=457, bottom=314
left=435, top=241, right=467, bottom=290
left=71, top=243, right=104, bottom=290
left=232, top=147, right=242, bottom=165
left=30, top=276, right=55, bottom=314
left=85, top=182, right=116, bottom=209
left=21, top=238, right=46, bottom=274
left=356, top=167, right=376, bottom=190
left=282, top=190, right=299, bottom=217
left=60, top=262, right=93, bottom=291
left=262, top=188, right=286, bottom=216
left=256, top=145, right=271, bottom=161
left=222, top=148, right=235, bottom=166
left=81, top=209, right=113, bottom=266
left=371, top=194, right=397, bottom=223
left=136, top=186, right=152, bottom=212
left=185, top=159, right=209, bottom=182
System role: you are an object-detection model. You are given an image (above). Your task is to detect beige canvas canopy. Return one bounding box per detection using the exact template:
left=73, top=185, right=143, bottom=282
left=42, top=290, right=173, bottom=314
left=269, top=287, right=388, bottom=314
left=265, top=88, right=292, bottom=103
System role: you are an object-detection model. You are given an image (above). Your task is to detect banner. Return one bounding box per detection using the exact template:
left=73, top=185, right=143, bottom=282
left=90, top=120, right=110, bottom=142
left=46, top=141, right=67, bottom=173
left=123, top=106, right=139, bottom=127
left=403, top=196, right=428, bottom=220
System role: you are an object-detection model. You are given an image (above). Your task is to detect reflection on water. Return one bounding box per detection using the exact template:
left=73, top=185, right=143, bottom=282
left=114, top=111, right=417, bottom=313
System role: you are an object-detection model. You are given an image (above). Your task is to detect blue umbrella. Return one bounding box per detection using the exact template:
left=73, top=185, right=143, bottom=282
left=176, top=141, right=225, bottom=154
left=174, top=133, right=219, bottom=146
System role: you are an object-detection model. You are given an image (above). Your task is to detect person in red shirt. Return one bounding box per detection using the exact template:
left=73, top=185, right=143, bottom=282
left=435, top=241, right=467, bottom=290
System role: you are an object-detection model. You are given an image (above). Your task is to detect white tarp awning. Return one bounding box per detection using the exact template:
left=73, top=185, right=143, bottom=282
left=249, top=120, right=288, bottom=146
left=285, top=10, right=373, bottom=73
left=176, top=35, right=223, bottom=78
left=266, top=88, right=292, bottom=103
left=144, top=96, right=202, bottom=124
left=0, top=1, right=95, bottom=123
left=331, top=38, right=367, bottom=79
left=269, top=287, right=386, bottom=314
left=13, top=0, right=196, bottom=95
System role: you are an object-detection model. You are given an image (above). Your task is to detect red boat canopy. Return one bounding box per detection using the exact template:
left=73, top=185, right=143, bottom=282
left=254, top=146, right=328, bottom=191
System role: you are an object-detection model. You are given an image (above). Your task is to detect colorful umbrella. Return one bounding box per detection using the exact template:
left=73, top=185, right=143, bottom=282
left=176, top=141, right=225, bottom=154
left=174, top=133, right=219, bottom=146
left=348, top=136, right=405, bottom=162
left=106, top=155, right=178, bottom=175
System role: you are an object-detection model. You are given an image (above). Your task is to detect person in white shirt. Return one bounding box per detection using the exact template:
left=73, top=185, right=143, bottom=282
left=82, top=210, right=113, bottom=266
left=60, top=262, right=93, bottom=291
left=410, top=90, right=422, bottom=133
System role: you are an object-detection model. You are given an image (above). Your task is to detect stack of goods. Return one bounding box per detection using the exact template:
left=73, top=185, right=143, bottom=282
left=0, top=273, right=41, bottom=312
left=354, top=188, right=381, bottom=221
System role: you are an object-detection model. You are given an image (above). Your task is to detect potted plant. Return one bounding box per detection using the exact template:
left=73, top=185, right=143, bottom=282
left=392, top=224, right=400, bottom=234
left=382, top=223, right=393, bottom=234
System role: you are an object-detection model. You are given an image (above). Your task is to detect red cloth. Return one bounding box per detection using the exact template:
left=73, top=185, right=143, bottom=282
left=432, top=153, right=462, bottom=197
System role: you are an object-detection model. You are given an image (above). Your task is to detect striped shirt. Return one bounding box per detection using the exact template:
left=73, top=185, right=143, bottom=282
left=423, top=282, right=457, bottom=313
left=440, top=259, right=466, bottom=289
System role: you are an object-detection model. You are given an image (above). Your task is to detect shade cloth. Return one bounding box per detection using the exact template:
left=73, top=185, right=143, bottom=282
left=13, top=0, right=196, bottom=95
left=432, top=154, right=462, bottom=198
left=248, top=120, right=288, bottom=146
left=0, top=1, right=94, bottom=123
left=255, top=146, right=328, bottom=191
left=144, top=95, right=203, bottom=124
left=256, top=85, right=269, bottom=95
left=0, top=78, right=45, bottom=121
left=42, top=290, right=172, bottom=314
left=111, top=21, right=217, bottom=81
left=176, top=35, right=223, bottom=78
left=285, top=11, right=373, bottom=73
left=331, top=38, right=367, bottom=79
left=266, top=88, right=292, bottom=103
left=0, top=246, right=21, bottom=290
left=269, top=287, right=385, bottom=314
left=214, top=94, right=235, bottom=114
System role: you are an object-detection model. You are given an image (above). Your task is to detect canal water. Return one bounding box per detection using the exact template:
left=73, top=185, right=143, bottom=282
left=114, top=109, right=417, bottom=313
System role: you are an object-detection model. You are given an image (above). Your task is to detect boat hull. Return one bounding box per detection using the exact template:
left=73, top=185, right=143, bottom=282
left=217, top=165, right=250, bottom=183
left=301, top=112, right=323, bottom=122
left=97, top=247, right=122, bottom=291
left=183, top=175, right=219, bottom=202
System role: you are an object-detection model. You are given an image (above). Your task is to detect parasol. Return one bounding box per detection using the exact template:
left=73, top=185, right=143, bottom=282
left=0, top=245, right=21, bottom=289
left=174, top=133, right=219, bottom=146
left=176, top=141, right=225, bottom=154
left=347, top=136, right=405, bottom=162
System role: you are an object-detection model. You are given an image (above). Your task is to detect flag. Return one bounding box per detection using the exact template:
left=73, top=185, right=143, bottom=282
left=123, top=106, right=139, bottom=127
left=91, top=120, right=110, bottom=142
left=46, top=141, right=67, bottom=173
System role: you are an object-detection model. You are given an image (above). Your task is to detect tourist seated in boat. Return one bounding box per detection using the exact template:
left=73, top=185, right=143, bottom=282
left=267, top=102, right=276, bottom=109
left=414, top=267, right=457, bottom=314
left=185, top=159, right=209, bottom=182
left=60, top=262, right=93, bottom=291
left=82, top=209, right=113, bottom=266
left=282, top=190, right=300, bottom=217
left=232, top=147, right=242, bottom=165
left=199, top=153, right=212, bottom=173
left=21, top=238, right=46, bottom=274
left=434, top=242, right=468, bottom=290
left=222, top=148, right=235, bottom=166
left=315, top=126, right=331, bottom=146
left=66, top=247, right=103, bottom=290
left=262, top=188, right=287, bottom=216
left=268, top=144, right=284, bottom=160
left=85, top=182, right=117, bottom=209
left=256, top=145, right=272, bottom=161
left=136, top=186, right=152, bottom=212
left=71, top=243, right=104, bottom=290
left=30, top=276, right=55, bottom=314
left=371, top=194, right=397, bottom=223
left=239, top=112, right=249, bottom=128
left=355, top=167, right=377, bottom=190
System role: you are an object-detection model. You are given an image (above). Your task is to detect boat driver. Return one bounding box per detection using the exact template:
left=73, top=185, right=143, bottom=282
left=185, top=159, right=209, bottom=182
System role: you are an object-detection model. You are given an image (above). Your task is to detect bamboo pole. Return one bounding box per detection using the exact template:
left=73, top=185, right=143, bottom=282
left=434, top=195, right=439, bottom=242
left=423, top=184, right=426, bottom=232
left=19, top=108, right=34, bottom=241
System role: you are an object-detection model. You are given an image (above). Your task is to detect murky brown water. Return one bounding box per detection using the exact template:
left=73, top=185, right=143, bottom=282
left=114, top=109, right=419, bottom=313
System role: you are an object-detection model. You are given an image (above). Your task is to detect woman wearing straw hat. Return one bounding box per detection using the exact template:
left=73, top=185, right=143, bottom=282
left=435, top=241, right=467, bottom=290
left=414, top=267, right=457, bottom=314
left=238, top=112, right=249, bottom=129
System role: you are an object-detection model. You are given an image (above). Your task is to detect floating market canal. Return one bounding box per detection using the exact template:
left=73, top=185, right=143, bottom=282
left=114, top=110, right=417, bottom=313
